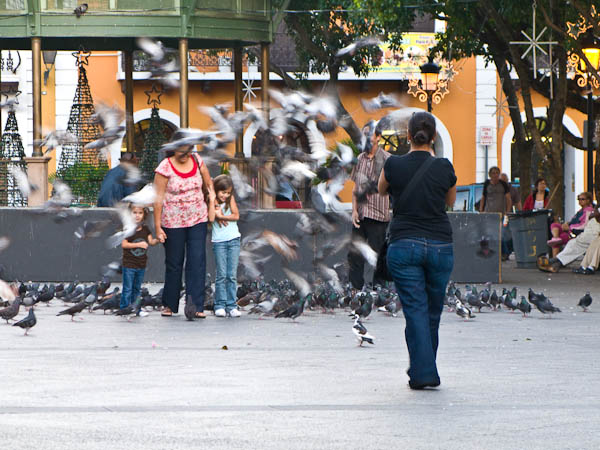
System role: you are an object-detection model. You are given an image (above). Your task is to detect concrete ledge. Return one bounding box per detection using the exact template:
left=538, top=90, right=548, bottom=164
left=0, top=208, right=500, bottom=283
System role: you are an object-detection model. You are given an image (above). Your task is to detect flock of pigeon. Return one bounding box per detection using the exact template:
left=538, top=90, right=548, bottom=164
left=0, top=274, right=593, bottom=346
left=0, top=36, right=594, bottom=343
left=445, top=281, right=593, bottom=320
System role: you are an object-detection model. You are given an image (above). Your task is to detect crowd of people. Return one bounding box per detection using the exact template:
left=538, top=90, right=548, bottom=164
left=94, top=109, right=592, bottom=391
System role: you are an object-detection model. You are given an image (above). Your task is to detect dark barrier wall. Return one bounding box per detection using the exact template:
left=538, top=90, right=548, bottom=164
left=0, top=208, right=500, bottom=283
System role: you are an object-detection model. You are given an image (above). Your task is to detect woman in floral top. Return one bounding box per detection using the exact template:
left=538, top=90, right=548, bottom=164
left=154, top=144, right=215, bottom=318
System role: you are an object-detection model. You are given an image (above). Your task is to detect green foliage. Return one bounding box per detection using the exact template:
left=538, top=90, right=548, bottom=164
left=53, top=162, right=109, bottom=206
left=284, top=0, right=388, bottom=77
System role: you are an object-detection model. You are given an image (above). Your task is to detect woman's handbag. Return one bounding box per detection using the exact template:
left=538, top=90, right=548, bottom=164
left=374, top=156, right=435, bottom=283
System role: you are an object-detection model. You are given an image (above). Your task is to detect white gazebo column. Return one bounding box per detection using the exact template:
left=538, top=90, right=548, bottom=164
left=475, top=55, right=498, bottom=182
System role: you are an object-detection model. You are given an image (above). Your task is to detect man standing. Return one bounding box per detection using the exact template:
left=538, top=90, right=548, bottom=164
left=348, top=123, right=391, bottom=289
left=500, top=172, right=520, bottom=258
left=97, top=152, right=140, bottom=207
left=480, top=167, right=512, bottom=260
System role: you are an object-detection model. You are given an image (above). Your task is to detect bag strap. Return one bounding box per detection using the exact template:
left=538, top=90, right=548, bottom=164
left=384, top=155, right=434, bottom=241
left=395, top=155, right=435, bottom=210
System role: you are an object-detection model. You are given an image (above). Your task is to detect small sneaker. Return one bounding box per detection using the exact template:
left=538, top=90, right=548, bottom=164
left=215, top=308, right=227, bottom=317
left=229, top=309, right=241, bottom=318
left=137, top=310, right=149, bottom=317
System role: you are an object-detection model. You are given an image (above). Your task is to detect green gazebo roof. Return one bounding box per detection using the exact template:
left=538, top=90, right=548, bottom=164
left=0, top=0, right=272, bottom=50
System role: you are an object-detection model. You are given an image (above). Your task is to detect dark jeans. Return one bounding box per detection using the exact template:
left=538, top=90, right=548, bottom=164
left=121, top=267, right=145, bottom=309
left=348, top=217, right=388, bottom=289
left=162, top=222, right=207, bottom=313
left=387, top=237, right=454, bottom=386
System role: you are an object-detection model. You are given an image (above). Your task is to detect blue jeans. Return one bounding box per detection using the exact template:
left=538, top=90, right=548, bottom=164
left=121, top=267, right=145, bottom=308
left=387, top=238, right=454, bottom=385
left=213, top=237, right=240, bottom=312
left=163, top=222, right=207, bottom=313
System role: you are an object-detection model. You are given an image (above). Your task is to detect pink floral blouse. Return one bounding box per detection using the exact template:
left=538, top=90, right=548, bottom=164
left=155, top=155, right=208, bottom=229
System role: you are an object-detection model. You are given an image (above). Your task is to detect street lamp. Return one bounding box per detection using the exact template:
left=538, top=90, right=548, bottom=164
left=419, top=57, right=441, bottom=113
left=582, top=30, right=600, bottom=196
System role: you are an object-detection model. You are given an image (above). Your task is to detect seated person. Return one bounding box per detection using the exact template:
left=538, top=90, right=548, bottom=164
left=522, top=178, right=550, bottom=211
left=547, top=191, right=594, bottom=257
left=538, top=208, right=600, bottom=273
left=573, top=234, right=600, bottom=274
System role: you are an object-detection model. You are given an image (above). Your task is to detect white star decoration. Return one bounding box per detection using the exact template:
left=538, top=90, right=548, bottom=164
left=509, top=3, right=557, bottom=79
left=242, top=78, right=261, bottom=102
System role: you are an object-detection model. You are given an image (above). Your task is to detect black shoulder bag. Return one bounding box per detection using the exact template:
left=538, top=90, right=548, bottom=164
left=375, top=156, right=435, bottom=282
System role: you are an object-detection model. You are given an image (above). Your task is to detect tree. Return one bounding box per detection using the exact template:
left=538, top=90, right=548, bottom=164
left=361, top=0, right=600, bottom=215
left=265, top=1, right=412, bottom=144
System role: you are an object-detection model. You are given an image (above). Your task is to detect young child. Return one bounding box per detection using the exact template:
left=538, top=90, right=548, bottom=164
left=121, top=205, right=159, bottom=315
left=209, top=175, right=241, bottom=318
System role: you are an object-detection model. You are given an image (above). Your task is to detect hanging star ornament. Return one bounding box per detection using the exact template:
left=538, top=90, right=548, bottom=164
left=242, top=78, right=261, bottom=102
left=442, top=62, right=459, bottom=82
left=145, top=84, right=163, bottom=106
left=509, top=2, right=557, bottom=79
left=566, top=5, right=600, bottom=90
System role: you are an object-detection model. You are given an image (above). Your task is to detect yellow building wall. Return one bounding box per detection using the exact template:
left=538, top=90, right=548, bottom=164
left=42, top=53, right=479, bottom=203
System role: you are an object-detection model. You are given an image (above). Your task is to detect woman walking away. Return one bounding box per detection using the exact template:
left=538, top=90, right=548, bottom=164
left=378, top=112, right=457, bottom=390
left=210, top=175, right=242, bottom=318
left=154, top=144, right=215, bottom=318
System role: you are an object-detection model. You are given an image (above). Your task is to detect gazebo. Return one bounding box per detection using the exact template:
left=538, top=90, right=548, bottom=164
left=0, top=0, right=273, bottom=204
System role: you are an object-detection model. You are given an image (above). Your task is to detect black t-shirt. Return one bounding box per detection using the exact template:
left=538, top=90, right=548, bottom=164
left=122, top=225, right=151, bottom=269
left=384, top=152, right=457, bottom=243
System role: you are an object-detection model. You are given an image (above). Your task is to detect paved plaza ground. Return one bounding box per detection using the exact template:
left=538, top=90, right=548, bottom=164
left=1, top=262, right=599, bottom=450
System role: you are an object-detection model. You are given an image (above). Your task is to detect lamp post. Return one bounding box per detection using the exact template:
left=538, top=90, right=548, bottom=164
left=419, top=58, right=441, bottom=113
left=582, top=30, right=600, bottom=197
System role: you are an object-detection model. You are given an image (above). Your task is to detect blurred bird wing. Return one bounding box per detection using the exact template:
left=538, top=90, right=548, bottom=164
left=283, top=268, right=311, bottom=297
left=122, top=184, right=156, bottom=205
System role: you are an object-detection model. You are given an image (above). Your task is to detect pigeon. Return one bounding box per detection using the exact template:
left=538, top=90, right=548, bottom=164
left=529, top=294, right=561, bottom=317
left=0, top=298, right=21, bottom=323
left=74, top=3, right=88, bottom=17
left=360, top=92, right=402, bottom=112
left=184, top=295, right=197, bottom=321
left=352, top=297, right=373, bottom=320
left=0, top=236, right=10, bottom=253
left=352, top=315, right=375, bottom=346
left=92, top=295, right=120, bottom=314
left=489, top=289, right=501, bottom=310
left=35, top=285, right=55, bottom=306
left=74, top=220, right=112, bottom=240
left=36, top=130, right=77, bottom=154
left=578, top=292, right=592, bottom=312
left=113, top=296, right=144, bottom=321
left=121, top=184, right=156, bottom=206
left=8, top=166, right=38, bottom=198
left=13, top=308, right=36, bottom=335
left=517, top=296, right=532, bottom=317
left=335, top=36, right=383, bottom=58
left=455, top=300, right=475, bottom=320
left=56, top=300, right=87, bottom=321
left=275, top=296, right=307, bottom=321
left=249, top=297, right=279, bottom=315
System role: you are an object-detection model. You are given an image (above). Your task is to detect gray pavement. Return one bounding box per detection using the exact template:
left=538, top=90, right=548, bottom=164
left=1, top=262, right=599, bottom=449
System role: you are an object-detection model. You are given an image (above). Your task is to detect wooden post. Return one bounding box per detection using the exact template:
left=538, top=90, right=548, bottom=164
left=179, top=38, right=189, bottom=128
left=25, top=157, right=51, bottom=206
left=234, top=46, right=244, bottom=158
left=32, top=37, right=42, bottom=157
left=124, top=50, right=135, bottom=154
left=261, top=42, right=270, bottom=121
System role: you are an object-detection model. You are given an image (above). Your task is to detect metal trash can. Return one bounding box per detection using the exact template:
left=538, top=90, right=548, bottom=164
left=508, top=209, right=552, bottom=268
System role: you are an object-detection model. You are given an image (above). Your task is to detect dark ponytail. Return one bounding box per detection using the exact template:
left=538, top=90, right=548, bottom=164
left=408, top=112, right=436, bottom=146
